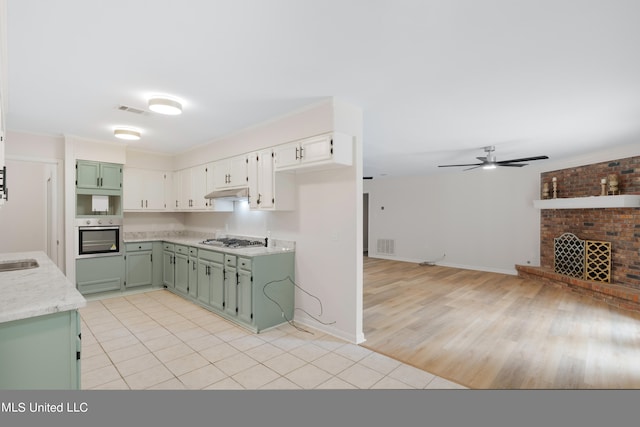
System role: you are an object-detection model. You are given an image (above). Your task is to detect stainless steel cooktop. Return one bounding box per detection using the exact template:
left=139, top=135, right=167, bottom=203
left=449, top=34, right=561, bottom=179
left=200, top=237, right=265, bottom=249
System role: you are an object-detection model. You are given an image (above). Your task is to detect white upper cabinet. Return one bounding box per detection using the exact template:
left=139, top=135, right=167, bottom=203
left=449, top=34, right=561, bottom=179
left=273, top=132, right=353, bottom=172
left=123, top=168, right=169, bottom=211
left=171, top=164, right=233, bottom=212
left=213, top=155, right=248, bottom=190
left=174, top=166, right=208, bottom=210
left=247, top=149, right=295, bottom=211
left=189, top=164, right=208, bottom=210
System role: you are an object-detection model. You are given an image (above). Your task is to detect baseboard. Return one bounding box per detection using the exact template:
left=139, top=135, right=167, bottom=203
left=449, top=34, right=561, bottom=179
left=367, top=254, right=517, bottom=276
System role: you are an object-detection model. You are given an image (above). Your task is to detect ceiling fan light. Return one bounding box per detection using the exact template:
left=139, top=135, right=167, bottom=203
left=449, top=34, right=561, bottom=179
left=483, top=163, right=497, bottom=170
left=114, top=128, right=141, bottom=140
left=148, top=97, right=182, bottom=115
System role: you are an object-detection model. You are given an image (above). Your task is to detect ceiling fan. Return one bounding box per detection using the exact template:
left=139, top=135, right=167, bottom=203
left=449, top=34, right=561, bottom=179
left=438, top=146, right=549, bottom=171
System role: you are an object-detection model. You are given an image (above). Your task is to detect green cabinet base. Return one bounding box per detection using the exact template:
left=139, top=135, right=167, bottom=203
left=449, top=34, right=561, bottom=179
left=0, top=310, right=80, bottom=389
left=76, top=256, right=125, bottom=295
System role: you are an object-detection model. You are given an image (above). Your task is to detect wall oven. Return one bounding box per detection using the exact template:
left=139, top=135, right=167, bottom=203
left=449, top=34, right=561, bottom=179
left=75, top=218, right=123, bottom=258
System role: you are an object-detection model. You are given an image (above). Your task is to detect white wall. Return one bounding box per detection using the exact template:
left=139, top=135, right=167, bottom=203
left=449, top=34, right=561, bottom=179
left=0, top=132, right=64, bottom=267
left=366, top=167, right=541, bottom=275
left=0, top=160, right=48, bottom=252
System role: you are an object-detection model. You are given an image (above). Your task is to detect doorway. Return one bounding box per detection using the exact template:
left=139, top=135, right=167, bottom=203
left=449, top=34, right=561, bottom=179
left=0, top=158, right=61, bottom=266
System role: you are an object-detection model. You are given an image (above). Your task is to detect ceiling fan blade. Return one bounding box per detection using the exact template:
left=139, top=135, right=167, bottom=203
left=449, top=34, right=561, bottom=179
left=496, top=155, right=549, bottom=164
left=438, top=163, right=484, bottom=168
left=498, top=163, right=527, bottom=167
left=463, top=165, right=484, bottom=171
left=476, top=156, right=487, bottom=161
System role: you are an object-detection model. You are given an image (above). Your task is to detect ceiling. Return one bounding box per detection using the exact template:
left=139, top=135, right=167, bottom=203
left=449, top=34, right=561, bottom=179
left=4, top=0, right=640, bottom=177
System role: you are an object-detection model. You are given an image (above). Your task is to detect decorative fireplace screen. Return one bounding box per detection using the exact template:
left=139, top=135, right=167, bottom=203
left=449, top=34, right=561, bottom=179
left=585, top=240, right=612, bottom=283
left=554, top=233, right=585, bottom=278
left=554, top=233, right=611, bottom=283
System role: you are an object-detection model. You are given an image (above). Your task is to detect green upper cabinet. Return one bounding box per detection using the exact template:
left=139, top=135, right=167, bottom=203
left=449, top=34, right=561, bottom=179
left=76, top=160, right=123, bottom=194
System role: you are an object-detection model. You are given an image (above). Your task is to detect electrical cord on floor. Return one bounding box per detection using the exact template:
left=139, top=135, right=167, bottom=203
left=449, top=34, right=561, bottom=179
left=263, top=276, right=336, bottom=335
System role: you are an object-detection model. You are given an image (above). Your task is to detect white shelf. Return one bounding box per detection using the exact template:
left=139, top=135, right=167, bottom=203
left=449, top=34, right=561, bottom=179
left=533, top=195, right=640, bottom=209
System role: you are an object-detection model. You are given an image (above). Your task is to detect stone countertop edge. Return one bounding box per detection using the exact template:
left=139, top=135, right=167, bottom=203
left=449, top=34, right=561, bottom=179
left=0, top=251, right=87, bottom=324
left=124, top=236, right=295, bottom=257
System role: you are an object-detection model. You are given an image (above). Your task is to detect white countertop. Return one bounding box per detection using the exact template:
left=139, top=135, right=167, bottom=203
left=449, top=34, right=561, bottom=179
left=125, top=236, right=295, bottom=257
left=0, top=251, right=87, bottom=324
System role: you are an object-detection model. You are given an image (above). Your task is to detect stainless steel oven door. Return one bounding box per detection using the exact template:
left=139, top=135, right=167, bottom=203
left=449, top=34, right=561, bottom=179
left=77, top=225, right=122, bottom=258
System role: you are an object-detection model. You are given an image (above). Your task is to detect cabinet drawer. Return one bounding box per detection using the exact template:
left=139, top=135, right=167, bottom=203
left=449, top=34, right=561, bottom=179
left=238, top=257, right=251, bottom=271
left=126, top=242, right=153, bottom=252
left=199, top=249, right=223, bottom=263
left=225, top=255, right=236, bottom=267
left=189, top=247, right=198, bottom=257
left=175, top=244, right=188, bottom=255
left=163, top=243, right=175, bottom=252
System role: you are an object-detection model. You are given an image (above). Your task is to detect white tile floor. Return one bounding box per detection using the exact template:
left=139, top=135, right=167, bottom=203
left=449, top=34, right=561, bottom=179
left=80, top=289, right=467, bottom=390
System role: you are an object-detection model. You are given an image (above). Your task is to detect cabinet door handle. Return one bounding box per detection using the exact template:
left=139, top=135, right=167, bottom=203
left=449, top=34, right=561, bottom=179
left=295, top=147, right=299, bottom=160
left=145, top=200, right=148, bottom=208
left=141, top=200, right=144, bottom=208
left=299, top=147, right=304, bottom=159
left=257, top=194, right=261, bottom=205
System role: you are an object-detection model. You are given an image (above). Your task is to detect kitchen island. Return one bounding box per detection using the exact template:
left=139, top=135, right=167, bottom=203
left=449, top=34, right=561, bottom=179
left=0, top=251, right=86, bottom=389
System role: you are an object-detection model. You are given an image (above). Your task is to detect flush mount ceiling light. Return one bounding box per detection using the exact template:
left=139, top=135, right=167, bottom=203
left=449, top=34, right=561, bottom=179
left=114, top=128, right=141, bottom=140
left=148, top=96, right=182, bottom=115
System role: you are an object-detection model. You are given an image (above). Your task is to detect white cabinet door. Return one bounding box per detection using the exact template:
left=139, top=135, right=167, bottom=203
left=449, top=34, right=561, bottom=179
left=213, top=155, right=248, bottom=189
left=247, top=153, right=259, bottom=209
left=145, top=170, right=167, bottom=210
left=299, top=134, right=333, bottom=164
left=213, top=159, right=229, bottom=189
left=190, top=165, right=208, bottom=209
left=257, top=149, right=274, bottom=209
left=273, top=133, right=352, bottom=172
left=123, top=168, right=144, bottom=210
left=123, top=168, right=167, bottom=211
left=273, top=141, right=301, bottom=170
left=248, top=150, right=273, bottom=209
left=247, top=148, right=294, bottom=211
left=228, top=155, right=248, bottom=188
left=171, top=170, right=182, bottom=210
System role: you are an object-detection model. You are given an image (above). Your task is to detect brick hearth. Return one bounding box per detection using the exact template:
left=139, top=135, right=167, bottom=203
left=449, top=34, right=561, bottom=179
left=516, top=265, right=640, bottom=313
left=518, top=154, right=640, bottom=312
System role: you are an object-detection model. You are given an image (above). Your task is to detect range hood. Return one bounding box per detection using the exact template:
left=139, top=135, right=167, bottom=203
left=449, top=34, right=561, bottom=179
left=204, top=187, right=249, bottom=201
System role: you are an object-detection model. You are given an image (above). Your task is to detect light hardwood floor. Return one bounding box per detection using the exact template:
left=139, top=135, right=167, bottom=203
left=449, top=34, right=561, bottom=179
left=361, top=256, right=640, bottom=389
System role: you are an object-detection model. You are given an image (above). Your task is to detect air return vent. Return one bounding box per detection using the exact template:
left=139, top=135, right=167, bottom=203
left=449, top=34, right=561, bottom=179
left=117, top=105, right=148, bottom=115
left=376, top=239, right=395, bottom=255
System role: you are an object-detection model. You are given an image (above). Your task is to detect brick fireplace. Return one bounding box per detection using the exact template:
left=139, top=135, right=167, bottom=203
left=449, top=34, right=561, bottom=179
left=517, top=155, right=640, bottom=312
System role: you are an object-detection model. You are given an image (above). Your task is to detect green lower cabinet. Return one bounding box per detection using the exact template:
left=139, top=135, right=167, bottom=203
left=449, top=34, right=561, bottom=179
left=0, top=310, right=81, bottom=389
left=197, top=252, right=224, bottom=311
left=125, top=242, right=153, bottom=289
left=76, top=255, right=125, bottom=295
left=224, top=264, right=238, bottom=317
left=174, top=246, right=189, bottom=295
left=188, top=250, right=198, bottom=299
left=163, top=243, right=175, bottom=289
left=162, top=244, right=295, bottom=333
left=237, top=264, right=253, bottom=324
left=219, top=252, right=294, bottom=332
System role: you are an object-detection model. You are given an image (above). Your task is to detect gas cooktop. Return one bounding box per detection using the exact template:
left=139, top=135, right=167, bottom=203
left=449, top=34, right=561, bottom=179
left=200, top=237, right=266, bottom=249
